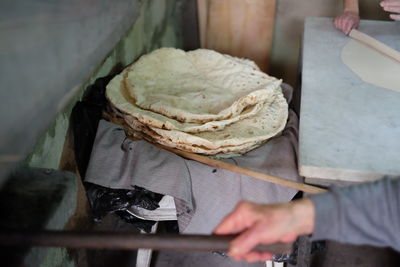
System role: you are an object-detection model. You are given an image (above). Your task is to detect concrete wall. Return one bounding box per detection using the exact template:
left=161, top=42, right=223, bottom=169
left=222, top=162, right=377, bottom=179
left=11, top=1, right=184, bottom=266
left=269, top=0, right=390, bottom=87
left=0, top=0, right=136, bottom=185
left=0, top=0, right=185, bottom=186
left=26, top=0, right=184, bottom=170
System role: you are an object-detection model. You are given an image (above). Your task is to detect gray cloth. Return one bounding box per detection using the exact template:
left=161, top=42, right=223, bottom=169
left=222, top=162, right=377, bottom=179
left=311, top=177, right=400, bottom=252
left=85, top=83, right=301, bottom=233
left=180, top=109, right=300, bottom=234
left=85, top=124, right=194, bottom=211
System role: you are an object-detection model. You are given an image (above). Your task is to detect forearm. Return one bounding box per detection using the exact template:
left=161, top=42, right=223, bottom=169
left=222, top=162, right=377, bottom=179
left=343, top=0, right=359, bottom=13
left=310, top=177, right=400, bottom=251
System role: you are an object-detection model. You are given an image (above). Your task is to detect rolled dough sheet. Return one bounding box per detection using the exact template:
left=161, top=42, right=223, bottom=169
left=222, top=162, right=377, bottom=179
left=341, top=39, right=400, bottom=92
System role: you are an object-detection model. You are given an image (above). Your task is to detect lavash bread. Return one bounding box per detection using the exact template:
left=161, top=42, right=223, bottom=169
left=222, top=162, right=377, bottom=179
left=121, top=116, right=262, bottom=155
left=105, top=48, right=289, bottom=156
left=107, top=70, right=267, bottom=133
left=124, top=48, right=281, bottom=123
left=145, top=91, right=288, bottom=149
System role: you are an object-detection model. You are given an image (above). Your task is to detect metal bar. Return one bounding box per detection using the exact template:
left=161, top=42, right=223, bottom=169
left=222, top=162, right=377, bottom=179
left=0, top=230, right=292, bottom=254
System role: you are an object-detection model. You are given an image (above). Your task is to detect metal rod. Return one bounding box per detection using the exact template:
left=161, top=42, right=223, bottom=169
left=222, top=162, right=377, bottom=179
left=0, top=230, right=292, bottom=254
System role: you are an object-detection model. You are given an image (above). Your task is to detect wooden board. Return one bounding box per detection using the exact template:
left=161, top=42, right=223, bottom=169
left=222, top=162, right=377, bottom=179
left=197, top=0, right=276, bottom=72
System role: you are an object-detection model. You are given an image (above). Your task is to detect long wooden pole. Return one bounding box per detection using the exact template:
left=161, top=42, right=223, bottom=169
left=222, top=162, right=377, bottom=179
left=0, top=230, right=292, bottom=254
left=108, top=115, right=326, bottom=195
left=153, top=143, right=327, bottom=194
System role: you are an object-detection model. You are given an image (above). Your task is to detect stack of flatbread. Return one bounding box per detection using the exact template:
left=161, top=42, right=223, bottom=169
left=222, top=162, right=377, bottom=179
left=106, top=48, right=288, bottom=156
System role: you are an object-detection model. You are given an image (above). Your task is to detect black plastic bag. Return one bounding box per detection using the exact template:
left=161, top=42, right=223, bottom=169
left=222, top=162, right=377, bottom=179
left=85, top=182, right=164, bottom=232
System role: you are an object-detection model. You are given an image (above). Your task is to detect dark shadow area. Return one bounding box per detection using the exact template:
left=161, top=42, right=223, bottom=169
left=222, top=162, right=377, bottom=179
left=0, top=167, right=76, bottom=266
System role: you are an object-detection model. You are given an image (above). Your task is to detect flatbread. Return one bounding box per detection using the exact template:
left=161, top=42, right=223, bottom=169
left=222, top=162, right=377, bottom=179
left=125, top=48, right=281, bottom=123
left=223, top=54, right=260, bottom=71
left=106, top=48, right=288, bottom=156
left=122, top=116, right=263, bottom=155
left=126, top=89, right=288, bottom=150
left=341, top=39, right=400, bottom=92
left=106, top=70, right=269, bottom=133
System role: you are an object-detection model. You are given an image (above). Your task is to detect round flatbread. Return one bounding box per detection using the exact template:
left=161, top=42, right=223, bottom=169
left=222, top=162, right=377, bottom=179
left=142, top=89, right=288, bottom=150
left=122, top=116, right=264, bottom=155
left=125, top=48, right=281, bottom=123
left=106, top=69, right=268, bottom=133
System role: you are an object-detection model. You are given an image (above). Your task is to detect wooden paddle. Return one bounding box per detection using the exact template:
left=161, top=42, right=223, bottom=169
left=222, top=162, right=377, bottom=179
left=153, top=142, right=327, bottom=194
left=349, top=29, right=400, bottom=64
left=106, top=115, right=326, bottom=195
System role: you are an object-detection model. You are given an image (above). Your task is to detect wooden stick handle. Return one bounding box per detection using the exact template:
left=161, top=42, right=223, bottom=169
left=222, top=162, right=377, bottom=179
left=106, top=116, right=326, bottom=194
left=349, top=29, right=400, bottom=64
left=0, top=230, right=293, bottom=254
left=155, top=143, right=327, bottom=194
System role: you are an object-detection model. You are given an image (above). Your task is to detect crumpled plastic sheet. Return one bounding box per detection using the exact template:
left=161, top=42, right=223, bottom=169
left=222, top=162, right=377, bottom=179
left=85, top=182, right=164, bottom=232
left=114, top=210, right=158, bottom=233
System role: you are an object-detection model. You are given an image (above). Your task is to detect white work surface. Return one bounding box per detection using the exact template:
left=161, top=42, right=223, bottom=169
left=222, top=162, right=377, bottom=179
left=299, top=17, right=400, bottom=184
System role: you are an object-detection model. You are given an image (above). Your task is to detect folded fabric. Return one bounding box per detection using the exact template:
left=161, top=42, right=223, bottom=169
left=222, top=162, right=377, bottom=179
left=85, top=83, right=301, bottom=233
left=85, top=121, right=194, bottom=213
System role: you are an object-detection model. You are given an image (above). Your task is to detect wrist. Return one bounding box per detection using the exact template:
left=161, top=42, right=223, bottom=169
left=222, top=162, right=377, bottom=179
left=343, top=9, right=359, bottom=15
left=291, top=198, right=315, bottom=235
left=343, top=0, right=359, bottom=14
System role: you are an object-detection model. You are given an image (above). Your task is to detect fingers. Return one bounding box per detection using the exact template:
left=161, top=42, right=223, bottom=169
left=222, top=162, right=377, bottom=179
left=334, top=17, right=346, bottom=34
left=381, top=0, right=400, bottom=8
left=215, top=199, right=315, bottom=263
left=390, top=14, right=400, bottom=20
left=334, top=16, right=345, bottom=34
left=214, top=201, right=256, bottom=235
left=382, top=6, right=400, bottom=12
left=333, top=12, right=360, bottom=35
left=381, top=0, right=400, bottom=20
left=343, top=20, right=353, bottom=35
left=229, top=221, right=266, bottom=258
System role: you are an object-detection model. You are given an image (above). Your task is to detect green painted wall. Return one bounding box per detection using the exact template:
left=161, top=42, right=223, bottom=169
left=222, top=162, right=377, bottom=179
left=23, top=1, right=184, bottom=266
left=26, top=0, right=183, bottom=170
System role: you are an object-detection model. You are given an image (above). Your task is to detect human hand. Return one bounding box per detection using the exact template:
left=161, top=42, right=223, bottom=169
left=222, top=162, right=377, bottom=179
left=334, top=11, right=360, bottom=35
left=381, top=0, right=400, bottom=20
left=213, top=199, right=315, bottom=262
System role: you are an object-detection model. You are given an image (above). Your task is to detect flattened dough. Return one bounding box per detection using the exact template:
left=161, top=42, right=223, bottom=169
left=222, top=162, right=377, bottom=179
left=341, top=39, right=400, bottom=92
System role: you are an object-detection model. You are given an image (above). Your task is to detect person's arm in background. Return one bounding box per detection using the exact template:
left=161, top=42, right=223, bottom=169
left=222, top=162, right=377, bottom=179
left=214, top=177, right=400, bottom=262
left=334, top=0, right=360, bottom=35
left=381, top=0, right=400, bottom=20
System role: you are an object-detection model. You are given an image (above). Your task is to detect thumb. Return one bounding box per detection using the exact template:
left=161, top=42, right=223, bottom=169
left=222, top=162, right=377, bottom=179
left=214, top=202, right=257, bottom=235
left=229, top=221, right=266, bottom=257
